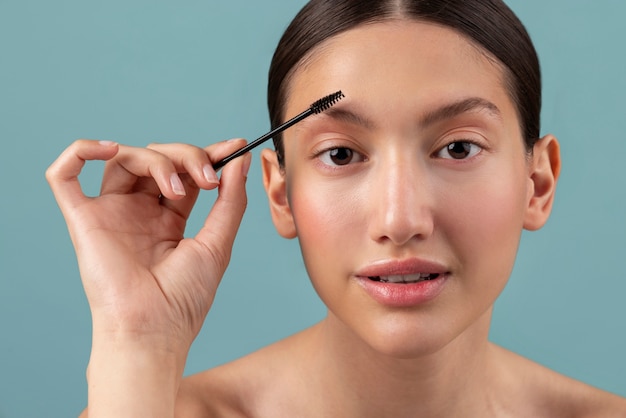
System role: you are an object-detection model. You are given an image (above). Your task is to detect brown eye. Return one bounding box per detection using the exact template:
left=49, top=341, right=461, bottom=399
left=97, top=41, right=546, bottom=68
left=319, top=147, right=364, bottom=166
left=437, top=141, right=481, bottom=160
left=329, top=148, right=353, bottom=165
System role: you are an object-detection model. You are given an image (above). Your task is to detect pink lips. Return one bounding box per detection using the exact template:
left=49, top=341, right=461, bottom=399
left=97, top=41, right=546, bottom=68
left=354, top=258, right=449, bottom=307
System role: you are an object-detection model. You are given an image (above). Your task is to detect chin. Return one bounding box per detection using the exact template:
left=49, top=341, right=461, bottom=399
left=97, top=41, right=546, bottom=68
left=367, top=326, right=451, bottom=360
left=343, top=310, right=462, bottom=360
left=361, top=307, right=493, bottom=361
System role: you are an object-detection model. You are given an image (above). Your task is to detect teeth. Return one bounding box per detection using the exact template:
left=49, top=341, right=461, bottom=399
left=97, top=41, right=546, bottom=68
left=372, top=273, right=437, bottom=283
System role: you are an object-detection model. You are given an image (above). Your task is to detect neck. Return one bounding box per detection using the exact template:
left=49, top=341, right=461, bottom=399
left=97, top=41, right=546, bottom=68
left=308, top=309, right=498, bottom=417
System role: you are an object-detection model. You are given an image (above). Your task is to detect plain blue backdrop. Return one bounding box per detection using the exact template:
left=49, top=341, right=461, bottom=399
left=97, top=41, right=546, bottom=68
left=1, top=1, right=625, bottom=416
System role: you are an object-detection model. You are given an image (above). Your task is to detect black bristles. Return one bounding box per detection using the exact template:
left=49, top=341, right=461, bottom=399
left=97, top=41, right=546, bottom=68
left=310, top=91, right=345, bottom=114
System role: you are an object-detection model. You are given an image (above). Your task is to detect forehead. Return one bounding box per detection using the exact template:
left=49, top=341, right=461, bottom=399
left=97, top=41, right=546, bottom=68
left=284, top=20, right=515, bottom=126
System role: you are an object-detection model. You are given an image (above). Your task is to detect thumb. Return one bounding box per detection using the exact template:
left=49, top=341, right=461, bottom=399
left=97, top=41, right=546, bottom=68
left=193, top=152, right=251, bottom=273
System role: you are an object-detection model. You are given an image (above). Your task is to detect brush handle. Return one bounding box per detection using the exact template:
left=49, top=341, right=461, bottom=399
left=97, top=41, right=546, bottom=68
left=212, top=108, right=313, bottom=170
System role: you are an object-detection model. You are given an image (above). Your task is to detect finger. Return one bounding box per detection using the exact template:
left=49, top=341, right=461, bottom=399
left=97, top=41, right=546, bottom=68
left=147, top=142, right=221, bottom=190
left=151, top=139, right=248, bottom=218
left=149, top=139, right=249, bottom=189
left=202, top=138, right=249, bottom=172
left=100, top=140, right=248, bottom=201
left=46, top=139, right=120, bottom=214
left=100, top=145, right=185, bottom=200
left=157, top=173, right=202, bottom=220
left=193, top=151, right=251, bottom=275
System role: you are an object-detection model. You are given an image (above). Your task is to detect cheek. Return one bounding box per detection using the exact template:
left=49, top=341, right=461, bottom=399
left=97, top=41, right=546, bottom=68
left=446, top=182, right=524, bottom=243
left=290, top=180, right=361, bottom=254
left=287, top=177, right=367, bottom=295
left=438, top=165, right=528, bottom=287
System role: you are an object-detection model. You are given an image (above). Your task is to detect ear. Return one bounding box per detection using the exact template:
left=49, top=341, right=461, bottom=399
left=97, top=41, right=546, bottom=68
left=261, top=148, right=297, bottom=238
left=523, top=134, right=561, bottom=231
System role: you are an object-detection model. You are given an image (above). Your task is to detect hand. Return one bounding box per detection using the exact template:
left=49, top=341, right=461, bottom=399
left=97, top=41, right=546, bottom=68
left=46, top=139, right=251, bottom=351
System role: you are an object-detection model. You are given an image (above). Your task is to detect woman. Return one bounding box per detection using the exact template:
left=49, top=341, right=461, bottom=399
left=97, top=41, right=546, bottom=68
left=46, top=0, right=626, bottom=416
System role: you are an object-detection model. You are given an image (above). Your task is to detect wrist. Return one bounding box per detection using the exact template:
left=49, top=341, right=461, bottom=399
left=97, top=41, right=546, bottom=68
left=86, top=337, right=188, bottom=418
left=90, top=311, right=195, bottom=356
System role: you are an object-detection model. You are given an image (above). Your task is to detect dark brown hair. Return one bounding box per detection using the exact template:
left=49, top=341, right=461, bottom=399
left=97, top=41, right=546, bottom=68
left=267, top=0, right=541, bottom=165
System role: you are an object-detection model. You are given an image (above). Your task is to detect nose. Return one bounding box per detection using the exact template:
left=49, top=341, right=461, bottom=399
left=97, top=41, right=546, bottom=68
left=367, top=152, right=434, bottom=246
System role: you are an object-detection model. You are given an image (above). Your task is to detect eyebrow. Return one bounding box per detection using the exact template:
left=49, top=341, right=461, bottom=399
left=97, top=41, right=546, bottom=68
left=301, top=96, right=502, bottom=131
left=420, top=97, right=502, bottom=127
left=320, top=106, right=377, bottom=130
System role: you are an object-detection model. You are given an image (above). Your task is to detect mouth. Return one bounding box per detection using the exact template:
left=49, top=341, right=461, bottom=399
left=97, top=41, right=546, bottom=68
left=368, top=273, right=441, bottom=284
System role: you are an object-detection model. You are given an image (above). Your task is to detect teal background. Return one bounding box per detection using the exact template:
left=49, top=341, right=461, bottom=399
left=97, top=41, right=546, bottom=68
left=1, top=1, right=625, bottom=416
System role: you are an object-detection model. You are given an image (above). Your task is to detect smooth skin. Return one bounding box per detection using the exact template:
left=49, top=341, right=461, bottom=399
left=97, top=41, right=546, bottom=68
left=47, top=20, right=626, bottom=418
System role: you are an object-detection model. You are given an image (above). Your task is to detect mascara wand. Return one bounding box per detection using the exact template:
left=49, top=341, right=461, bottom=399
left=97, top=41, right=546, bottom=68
left=213, top=91, right=345, bottom=170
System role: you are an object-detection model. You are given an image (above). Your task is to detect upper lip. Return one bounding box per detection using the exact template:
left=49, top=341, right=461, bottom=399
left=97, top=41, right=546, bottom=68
left=354, top=258, right=449, bottom=278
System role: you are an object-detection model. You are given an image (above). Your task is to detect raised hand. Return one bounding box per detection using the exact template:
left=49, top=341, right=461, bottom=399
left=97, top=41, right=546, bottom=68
left=46, top=139, right=251, bottom=417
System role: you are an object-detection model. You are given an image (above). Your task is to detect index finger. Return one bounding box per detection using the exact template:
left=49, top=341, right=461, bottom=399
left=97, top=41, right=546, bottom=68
left=46, top=139, right=120, bottom=214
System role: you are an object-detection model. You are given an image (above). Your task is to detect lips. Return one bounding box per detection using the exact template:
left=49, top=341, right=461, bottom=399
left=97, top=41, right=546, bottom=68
left=354, top=258, right=449, bottom=307
left=356, top=258, right=448, bottom=282
left=368, top=273, right=440, bottom=284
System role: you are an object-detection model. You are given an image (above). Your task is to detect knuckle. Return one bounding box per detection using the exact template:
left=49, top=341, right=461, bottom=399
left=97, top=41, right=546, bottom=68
left=44, top=164, right=57, bottom=183
left=72, top=138, right=92, bottom=149
left=209, top=245, right=231, bottom=273
left=198, top=238, right=231, bottom=274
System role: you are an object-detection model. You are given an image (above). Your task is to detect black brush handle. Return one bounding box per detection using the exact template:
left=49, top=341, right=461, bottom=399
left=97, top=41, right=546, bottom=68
left=212, top=90, right=343, bottom=171
left=212, top=108, right=312, bottom=170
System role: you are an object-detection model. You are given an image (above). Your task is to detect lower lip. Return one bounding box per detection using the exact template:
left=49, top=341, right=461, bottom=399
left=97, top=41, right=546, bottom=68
left=355, top=275, right=447, bottom=308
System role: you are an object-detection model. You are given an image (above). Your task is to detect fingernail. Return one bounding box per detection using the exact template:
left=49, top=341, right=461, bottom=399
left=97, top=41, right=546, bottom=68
left=170, top=173, right=186, bottom=196
left=242, top=154, right=252, bottom=178
left=99, top=140, right=117, bottom=146
left=203, top=164, right=219, bottom=184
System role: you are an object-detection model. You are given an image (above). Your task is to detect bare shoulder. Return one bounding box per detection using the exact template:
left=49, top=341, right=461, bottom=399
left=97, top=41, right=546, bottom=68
left=175, top=351, right=274, bottom=418
left=175, top=365, right=247, bottom=418
left=175, top=328, right=314, bottom=418
left=491, top=344, right=626, bottom=418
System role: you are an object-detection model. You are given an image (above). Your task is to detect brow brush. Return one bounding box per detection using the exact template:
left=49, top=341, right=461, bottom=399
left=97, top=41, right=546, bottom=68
left=212, top=90, right=345, bottom=170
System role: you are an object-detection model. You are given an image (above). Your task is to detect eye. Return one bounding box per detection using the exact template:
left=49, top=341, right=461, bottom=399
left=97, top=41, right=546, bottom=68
left=318, top=147, right=365, bottom=166
left=436, top=141, right=482, bottom=160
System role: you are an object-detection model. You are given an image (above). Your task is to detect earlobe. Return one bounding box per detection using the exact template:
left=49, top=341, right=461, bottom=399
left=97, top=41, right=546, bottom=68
left=523, top=134, right=561, bottom=231
left=261, top=149, right=297, bottom=239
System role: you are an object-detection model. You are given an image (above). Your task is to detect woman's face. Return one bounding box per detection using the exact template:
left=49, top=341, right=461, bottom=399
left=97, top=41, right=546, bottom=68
left=263, top=21, right=555, bottom=357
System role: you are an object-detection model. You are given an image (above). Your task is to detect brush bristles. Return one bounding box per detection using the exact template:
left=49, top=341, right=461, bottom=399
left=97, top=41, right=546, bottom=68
left=310, top=91, right=345, bottom=114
